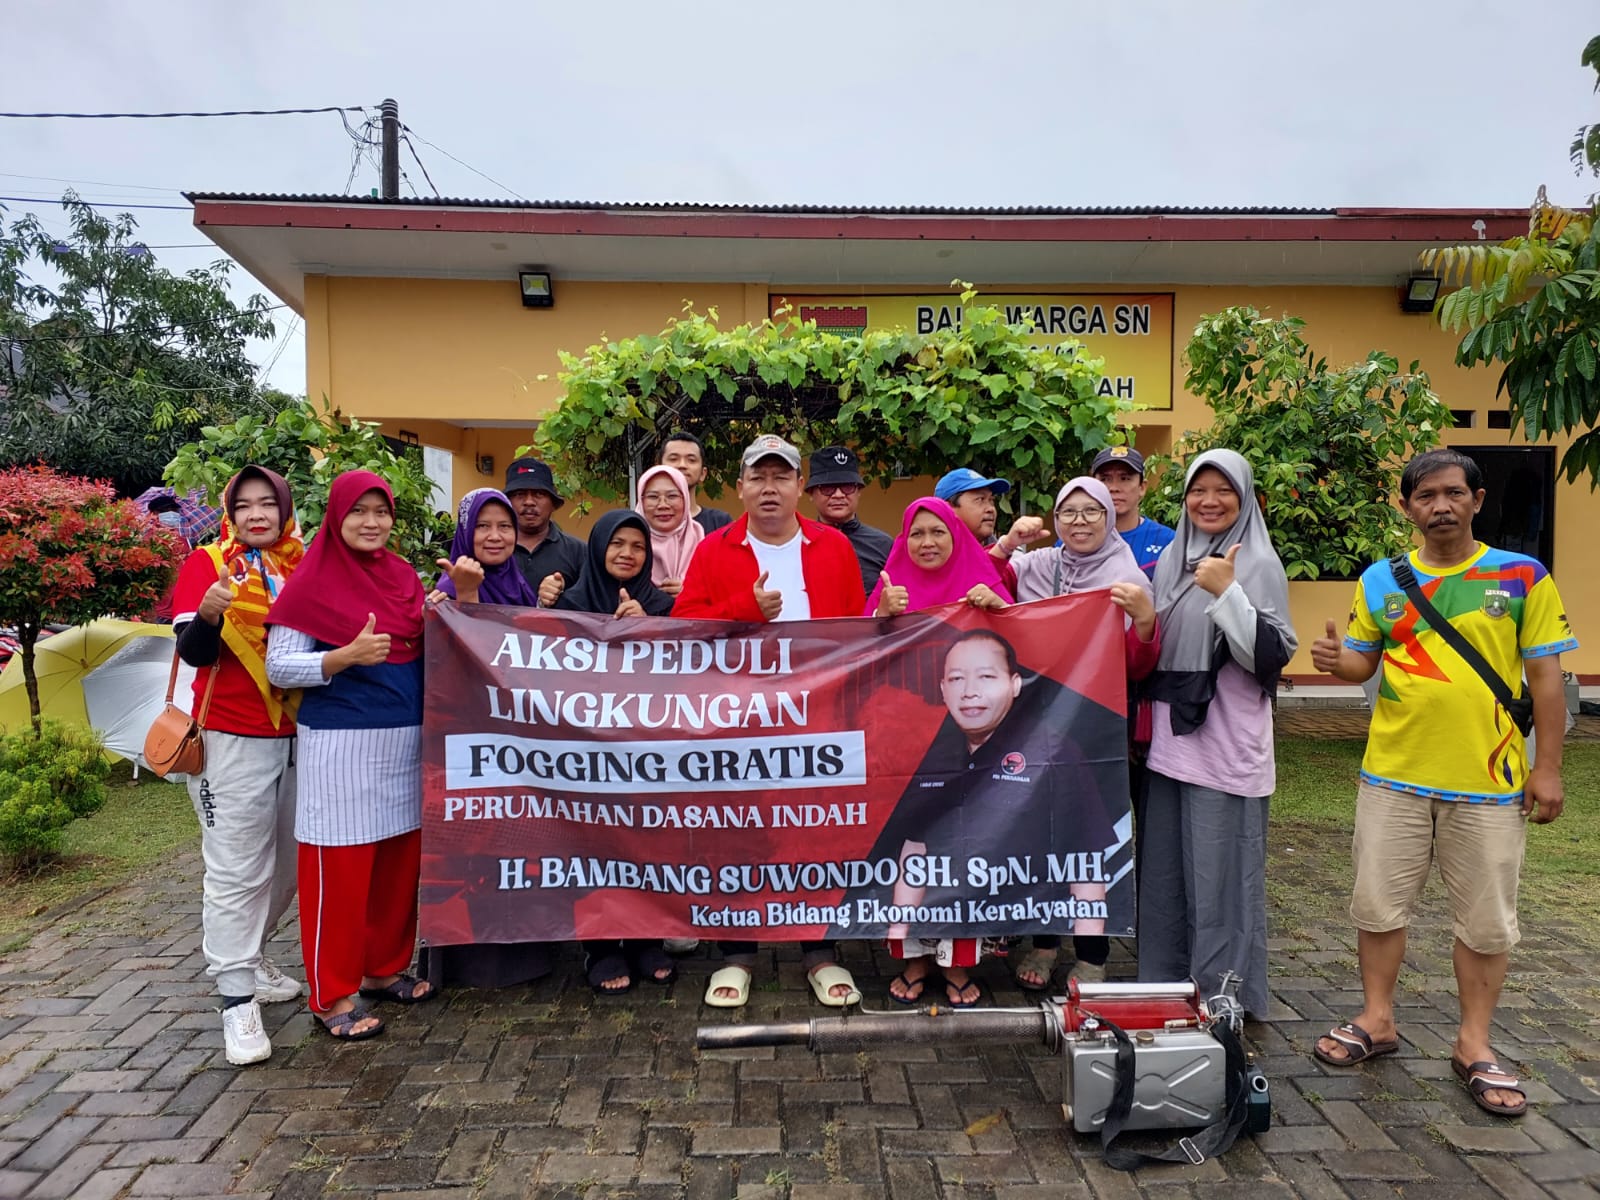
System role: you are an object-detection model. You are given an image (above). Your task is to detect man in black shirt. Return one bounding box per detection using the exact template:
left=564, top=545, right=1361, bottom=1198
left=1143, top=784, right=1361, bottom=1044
left=805, top=445, right=893, bottom=596
left=660, top=430, right=733, bottom=533
left=503, top=457, right=584, bottom=604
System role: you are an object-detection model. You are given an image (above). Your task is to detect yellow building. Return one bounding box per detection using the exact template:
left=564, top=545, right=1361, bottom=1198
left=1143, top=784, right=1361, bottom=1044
left=187, top=196, right=1593, bottom=679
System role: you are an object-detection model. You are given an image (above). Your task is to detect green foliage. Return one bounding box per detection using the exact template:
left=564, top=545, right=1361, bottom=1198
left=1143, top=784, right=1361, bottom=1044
left=1424, top=211, right=1600, bottom=487
left=0, top=720, right=112, bottom=866
left=0, top=466, right=184, bottom=731
left=1146, top=307, right=1448, bottom=580
left=0, top=194, right=283, bottom=496
left=164, top=395, right=451, bottom=575
left=529, top=286, right=1131, bottom=518
left=1574, top=35, right=1600, bottom=201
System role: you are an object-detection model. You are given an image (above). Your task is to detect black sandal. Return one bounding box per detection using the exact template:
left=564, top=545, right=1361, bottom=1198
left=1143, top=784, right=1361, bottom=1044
left=314, top=1006, right=384, bottom=1040
left=586, top=953, right=633, bottom=995
left=357, top=973, right=436, bottom=1005
left=633, top=945, right=677, bottom=986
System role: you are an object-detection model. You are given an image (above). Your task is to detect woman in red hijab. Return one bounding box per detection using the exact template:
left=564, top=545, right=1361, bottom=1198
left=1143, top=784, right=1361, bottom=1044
left=265, top=471, right=434, bottom=1040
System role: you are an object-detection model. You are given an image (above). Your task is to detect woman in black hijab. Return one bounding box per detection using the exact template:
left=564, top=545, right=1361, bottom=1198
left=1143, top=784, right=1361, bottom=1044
left=555, top=511, right=675, bottom=992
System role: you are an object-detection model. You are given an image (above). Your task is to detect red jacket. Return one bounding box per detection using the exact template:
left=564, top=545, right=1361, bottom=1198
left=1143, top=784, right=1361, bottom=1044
left=673, top=514, right=866, bottom=621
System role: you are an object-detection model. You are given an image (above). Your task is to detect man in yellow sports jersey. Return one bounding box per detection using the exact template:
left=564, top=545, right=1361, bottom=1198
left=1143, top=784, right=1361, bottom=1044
left=1307, top=449, right=1575, bottom=1118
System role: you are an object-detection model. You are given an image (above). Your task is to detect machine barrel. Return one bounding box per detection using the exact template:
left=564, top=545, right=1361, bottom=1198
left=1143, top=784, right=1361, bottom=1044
left=697, top=1007, right=1051, bottom=1052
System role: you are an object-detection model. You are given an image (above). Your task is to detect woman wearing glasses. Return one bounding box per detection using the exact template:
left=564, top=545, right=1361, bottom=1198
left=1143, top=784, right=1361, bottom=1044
left=1009, top=476, right=1160, bottom=991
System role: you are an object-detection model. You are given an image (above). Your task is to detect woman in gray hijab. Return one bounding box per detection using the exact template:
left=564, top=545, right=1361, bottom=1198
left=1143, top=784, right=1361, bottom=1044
left=1136, top=449, right=1296, bottom=1017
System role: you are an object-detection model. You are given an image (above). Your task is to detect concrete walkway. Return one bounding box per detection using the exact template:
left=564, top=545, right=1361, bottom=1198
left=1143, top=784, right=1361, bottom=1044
left=1, top=720, right=1598, bottom=1198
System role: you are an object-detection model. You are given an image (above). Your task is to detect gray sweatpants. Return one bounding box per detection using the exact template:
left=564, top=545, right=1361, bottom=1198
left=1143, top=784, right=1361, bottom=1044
left=187, top=732, right=298, bottom=998
left=1135, top=771, right=1270, bottom=1017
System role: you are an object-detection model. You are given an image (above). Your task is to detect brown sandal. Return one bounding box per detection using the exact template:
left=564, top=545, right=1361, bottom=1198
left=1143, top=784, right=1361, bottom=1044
left=1452, top=1057, right=1528, bottom=1117
left=1313, top=1021, right=1399, bottom=1066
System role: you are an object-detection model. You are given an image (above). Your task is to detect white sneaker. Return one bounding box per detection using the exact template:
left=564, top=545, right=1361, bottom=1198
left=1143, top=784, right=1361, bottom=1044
left=662, top=938, right=700, bottom=955
left=222, top=1001, right=272, bottom=1065
left=253, top=958, right=303, bottom=1003
left=1069, top=960, right=1107, bottom=984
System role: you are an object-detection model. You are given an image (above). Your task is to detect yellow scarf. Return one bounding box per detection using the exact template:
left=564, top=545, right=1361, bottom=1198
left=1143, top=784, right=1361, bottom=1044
left=209, top=514, right=305, bottom=730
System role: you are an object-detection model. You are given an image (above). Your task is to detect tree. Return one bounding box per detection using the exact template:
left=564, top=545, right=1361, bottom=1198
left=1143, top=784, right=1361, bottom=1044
left=1145, top=307, right=1450, bottom=580
left=164, top=396, right=452, bottom=576
left=0, top=194, right=281, bottom=496
left=1420, top=35, right=1600, bottom=485
left=0, top=466, right=184, bottom=733
left=529, top=287, right=1130, bottom=518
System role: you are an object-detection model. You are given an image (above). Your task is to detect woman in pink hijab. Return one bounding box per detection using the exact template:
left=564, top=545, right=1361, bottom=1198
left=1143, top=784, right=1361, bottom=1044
left=635, top=465, right=703, bottom=597
left=865, top=496, right=1013, bottom=618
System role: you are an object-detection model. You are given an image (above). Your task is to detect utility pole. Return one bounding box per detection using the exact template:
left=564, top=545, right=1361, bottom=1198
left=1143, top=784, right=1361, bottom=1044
left=380, top=98, right=400, bottom=200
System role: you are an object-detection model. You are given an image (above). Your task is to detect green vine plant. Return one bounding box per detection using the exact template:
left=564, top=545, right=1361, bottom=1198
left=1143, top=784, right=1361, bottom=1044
left=526, top=285, right=1133, bottom=519
left=1145, top=307, right=1451, bottom=581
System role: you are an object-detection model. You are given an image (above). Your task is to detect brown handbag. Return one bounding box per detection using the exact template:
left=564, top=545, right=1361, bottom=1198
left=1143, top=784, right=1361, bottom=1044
left=143, top=649, right=218, bottom=778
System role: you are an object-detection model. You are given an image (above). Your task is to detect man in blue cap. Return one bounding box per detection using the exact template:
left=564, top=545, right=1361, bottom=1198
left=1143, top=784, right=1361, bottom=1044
left=933, top=467, right=1044, bottom=593
left=1089, top=447, right=1174, bottom=580
left=503, top=457, right=584, bottom=603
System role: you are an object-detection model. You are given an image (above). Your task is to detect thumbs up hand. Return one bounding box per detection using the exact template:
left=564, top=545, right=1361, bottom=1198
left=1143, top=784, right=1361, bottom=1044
left=615, top=587, right=645, bottom=619
left=436, top=555, right=485, bottom=604
left=875, top=570, right=909, bottom=618
left=1195, top=542, right=1241, bottom=597
left=537, top=572, right=565, bottom=609
left=1310, top=617, right=1344, bottom=674
left=753, top=571, right=783, bottom=621
left=197, top=556, right=235, bottom=624
left=344, top=612, right=392, bottom=666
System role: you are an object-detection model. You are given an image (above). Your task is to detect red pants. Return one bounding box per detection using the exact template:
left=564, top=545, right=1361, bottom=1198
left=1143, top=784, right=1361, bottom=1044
left=298, top=830, right=421, bottom=1013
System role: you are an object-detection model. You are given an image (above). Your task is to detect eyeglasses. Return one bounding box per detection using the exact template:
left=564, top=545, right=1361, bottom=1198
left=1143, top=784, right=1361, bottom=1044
left=641, top=490, right=682, bottom=505
left=813, top=484, right=860, bottom=496
left=1055, top=506, right=1106, bottom=524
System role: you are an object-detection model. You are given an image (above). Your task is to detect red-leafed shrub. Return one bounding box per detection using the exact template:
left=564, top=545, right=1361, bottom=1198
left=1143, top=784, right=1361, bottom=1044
left=0, top=466, right=184, bottom=734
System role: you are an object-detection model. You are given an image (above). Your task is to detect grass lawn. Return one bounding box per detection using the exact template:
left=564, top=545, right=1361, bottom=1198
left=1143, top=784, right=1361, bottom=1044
left=1272, top=737, right=1600, bottom=921
left=0, top=762, right=196, bottom=951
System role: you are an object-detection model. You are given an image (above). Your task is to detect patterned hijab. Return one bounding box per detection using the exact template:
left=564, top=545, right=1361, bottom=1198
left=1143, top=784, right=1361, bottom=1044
left=209, top=465, right=303, bottom=729
left=864, top=497, right=1014, bottom=615
left=436, top=488, right=540, bottom=607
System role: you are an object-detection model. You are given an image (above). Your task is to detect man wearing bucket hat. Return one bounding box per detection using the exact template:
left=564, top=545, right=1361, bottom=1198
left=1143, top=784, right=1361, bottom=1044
left=1089, top=446, right=1174, bottom=580
left=503, top=457, right=584, bottom=604
left=806, top=445, right=893, bottom=595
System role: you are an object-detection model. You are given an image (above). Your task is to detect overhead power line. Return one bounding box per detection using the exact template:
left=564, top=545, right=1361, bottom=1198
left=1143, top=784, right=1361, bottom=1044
left=0, top=195, right=190, bottom=211
left=0, top=106, right=363, bottom=119
left=401, top=125, right=527, bottom=201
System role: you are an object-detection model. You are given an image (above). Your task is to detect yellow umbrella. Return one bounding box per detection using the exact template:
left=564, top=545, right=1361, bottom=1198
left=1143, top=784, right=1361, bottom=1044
left=0, top=620, right=177, bottom=758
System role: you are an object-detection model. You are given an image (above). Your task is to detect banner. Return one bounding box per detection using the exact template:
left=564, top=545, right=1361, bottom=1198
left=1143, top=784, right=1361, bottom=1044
left=419, top=594, right=1135, bottom=945
left=770, top=292, right=1174, bottom=409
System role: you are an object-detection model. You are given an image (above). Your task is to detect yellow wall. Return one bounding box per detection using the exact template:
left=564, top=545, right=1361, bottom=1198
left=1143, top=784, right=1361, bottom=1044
left=304, top=275, right=1596, bottom=676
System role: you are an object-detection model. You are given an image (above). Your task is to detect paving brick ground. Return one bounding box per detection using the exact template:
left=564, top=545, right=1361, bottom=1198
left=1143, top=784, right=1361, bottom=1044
left=1, top=715, right=1598, bottom=1198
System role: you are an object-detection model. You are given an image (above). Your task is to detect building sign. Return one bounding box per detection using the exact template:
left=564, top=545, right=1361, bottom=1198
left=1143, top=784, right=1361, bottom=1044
left=772, top=293, right=1174, bottom=410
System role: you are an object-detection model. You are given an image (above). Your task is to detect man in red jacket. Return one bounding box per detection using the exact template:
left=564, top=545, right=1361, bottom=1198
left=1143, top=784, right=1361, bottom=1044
left=674, top=433, right=866, bottom=1009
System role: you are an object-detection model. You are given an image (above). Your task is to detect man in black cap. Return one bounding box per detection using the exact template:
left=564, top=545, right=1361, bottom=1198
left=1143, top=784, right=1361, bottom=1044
left=805, top=445, right=893, bottom=595
left=1089, top=446, right=1174, bottom=580
left=503, top=457, right=584, bottom=603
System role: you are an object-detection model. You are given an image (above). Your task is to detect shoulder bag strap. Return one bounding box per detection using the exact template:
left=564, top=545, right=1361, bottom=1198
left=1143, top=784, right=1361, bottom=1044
left=167, top=638, right=220, bottom=727
left=1388, top=554, right=1521, bottom=714
left=1099, top=1018, right=1251, bottom=1171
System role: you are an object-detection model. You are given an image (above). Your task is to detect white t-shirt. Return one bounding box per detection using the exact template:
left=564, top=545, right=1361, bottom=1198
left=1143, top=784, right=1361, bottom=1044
left=747, top=529, right=811, bottom=621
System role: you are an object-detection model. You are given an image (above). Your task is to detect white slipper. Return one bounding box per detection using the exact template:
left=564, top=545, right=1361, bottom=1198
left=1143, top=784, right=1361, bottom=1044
left=704, top=965, right=751, bottom=1008
left=807, top=963, right=861, bottom=1007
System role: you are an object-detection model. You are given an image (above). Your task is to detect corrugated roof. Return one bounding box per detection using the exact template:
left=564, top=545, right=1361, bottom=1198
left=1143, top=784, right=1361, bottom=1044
left=183, top=192, right=1338, bottom=216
